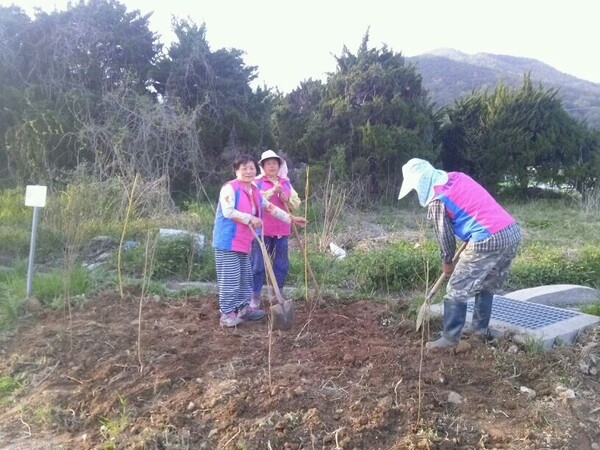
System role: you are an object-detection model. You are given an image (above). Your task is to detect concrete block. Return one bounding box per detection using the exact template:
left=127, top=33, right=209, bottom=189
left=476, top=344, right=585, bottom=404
left=429, top=295, right=600, bottom=350
left=504, top=284, right=600, bottom=307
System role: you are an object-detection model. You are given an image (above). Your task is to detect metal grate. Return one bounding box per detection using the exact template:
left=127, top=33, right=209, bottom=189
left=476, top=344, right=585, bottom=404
left=467, top=296, right=581, bottom=330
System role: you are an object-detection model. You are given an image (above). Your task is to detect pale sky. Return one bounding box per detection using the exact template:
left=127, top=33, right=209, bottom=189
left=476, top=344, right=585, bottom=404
left=3, top=0, right=599, bottom=92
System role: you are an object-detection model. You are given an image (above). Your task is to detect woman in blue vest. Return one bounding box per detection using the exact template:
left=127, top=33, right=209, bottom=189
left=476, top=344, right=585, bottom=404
left=213, top=154, right=307, bottom=327
left=398, top=158, right=521, bottom=348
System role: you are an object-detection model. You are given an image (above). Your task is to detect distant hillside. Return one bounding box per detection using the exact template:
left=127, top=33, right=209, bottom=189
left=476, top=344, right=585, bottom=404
left=407, top=49, right=600, bottom=128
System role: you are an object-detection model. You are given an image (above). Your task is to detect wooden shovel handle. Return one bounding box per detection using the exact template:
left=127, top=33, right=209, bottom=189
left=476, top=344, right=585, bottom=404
left=249, top=226, right=285, bottom=302
left=416, top=240, right=469, bottom=332
left=427, top=240, right=469, bottom=299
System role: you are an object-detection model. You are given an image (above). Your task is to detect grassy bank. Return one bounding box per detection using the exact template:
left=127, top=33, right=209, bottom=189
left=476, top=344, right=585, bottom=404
left=1, top=183, right=600, bottom=329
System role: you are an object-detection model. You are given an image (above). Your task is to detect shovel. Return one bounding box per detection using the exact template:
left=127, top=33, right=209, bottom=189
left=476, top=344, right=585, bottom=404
left=415, top=240, right=468, bottom=332
left=250, top=227, right=295, bottom=330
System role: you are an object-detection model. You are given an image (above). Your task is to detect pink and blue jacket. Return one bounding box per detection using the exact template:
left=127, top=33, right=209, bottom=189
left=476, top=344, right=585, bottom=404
left=254, top=175, right=294, bottom=237
left=212, top=180, right=263, bottom=254
left=433, top=172, right=516, bottom=242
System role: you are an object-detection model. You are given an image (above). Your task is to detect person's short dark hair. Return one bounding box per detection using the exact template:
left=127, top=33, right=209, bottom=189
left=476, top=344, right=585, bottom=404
left=232, top=154, right=258, bottom=172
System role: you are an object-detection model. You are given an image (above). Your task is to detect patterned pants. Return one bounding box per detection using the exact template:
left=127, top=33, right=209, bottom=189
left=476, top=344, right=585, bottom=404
left=214, top=249, right=252, bottom=314
left=445, top=242, right=520, bottom=303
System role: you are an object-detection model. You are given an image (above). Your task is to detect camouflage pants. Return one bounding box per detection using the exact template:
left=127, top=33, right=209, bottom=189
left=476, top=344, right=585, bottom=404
left=445, top=242, right=520, bottom=304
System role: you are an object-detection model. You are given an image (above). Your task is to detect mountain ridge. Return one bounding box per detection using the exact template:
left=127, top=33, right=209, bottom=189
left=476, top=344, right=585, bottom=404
left=406, top=49, right=600, bottom=128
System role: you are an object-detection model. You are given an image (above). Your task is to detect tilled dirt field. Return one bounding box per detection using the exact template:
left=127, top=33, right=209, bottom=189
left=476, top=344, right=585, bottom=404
left=0, top=290, right=598, bottom=449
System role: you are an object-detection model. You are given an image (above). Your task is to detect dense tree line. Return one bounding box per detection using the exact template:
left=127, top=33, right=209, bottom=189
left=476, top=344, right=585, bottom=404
left=441, top=77, right=598, bottom=194
left=0, top=0, right=272, bottom=199
left=1, top=0, right=599, bottom=203
left=274, top=36, right=440, bottom=202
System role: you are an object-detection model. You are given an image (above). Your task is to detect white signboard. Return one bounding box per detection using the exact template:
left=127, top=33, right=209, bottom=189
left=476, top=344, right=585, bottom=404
left=25, top=185, right=47, bottom=208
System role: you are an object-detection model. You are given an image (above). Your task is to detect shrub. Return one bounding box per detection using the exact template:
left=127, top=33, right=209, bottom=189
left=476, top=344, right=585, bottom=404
left=33, top=266, right=91, bottom=306
left=119, top=234, right=214, bottom=281
left=580, top=303, right=600, bottom=316
left=341, top=240, right=439, bottom=294
left=179, top=201, right=216, bottom=237
left=0, top=188, right=36, bottom=258
left=0, top=188, right=31, bottom=225
left=508, top=243, right=600, bottom=289
left=0, top=262, right=28, bottom=328
left=0, top=281, right=22, bottom=328
left=287, top=250, right=347, bottom=289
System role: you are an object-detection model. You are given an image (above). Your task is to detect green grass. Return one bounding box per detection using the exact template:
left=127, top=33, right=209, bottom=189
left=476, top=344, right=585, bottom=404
left=118, top=234, right=215, bottom=281
left=508, top=197, right=600, bottom=246
left=179, top=201, right=217, bottom=237
left=0, top=264, right=27, bottom=328
left=339, top=240, right=440, bottom=294
left=2, top=186, right=600, bottom=322
left=288, top=250, right=347, bottom=289
left=580, top=302, right=600, bottom=316
left=509, top=243, right=600, bottom=289
left=33, top=266, right=92, bottom=306
left=390, top=198, right=600, bottom=294
left=0, top=264, right=100, bottom=329
left=0, top=188, right=33, bottom=225
left=99, top=394, right=130, bottom=449
left=0, top=376, right=22, bottom=403
left=521, top=336, right=545, bottom=354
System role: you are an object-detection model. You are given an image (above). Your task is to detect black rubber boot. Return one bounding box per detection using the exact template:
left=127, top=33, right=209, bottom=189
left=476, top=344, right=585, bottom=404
left=471, top=291, right=494, bottom=335
left=426, top=300, right=467, bottom=348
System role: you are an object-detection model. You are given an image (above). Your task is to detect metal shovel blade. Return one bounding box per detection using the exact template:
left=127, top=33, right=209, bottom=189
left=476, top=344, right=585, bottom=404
left=270, top=299, right=295, bottom=330
left=415, top=284, right=441, bottom=332
left=250, top=227, right=295, bottom=330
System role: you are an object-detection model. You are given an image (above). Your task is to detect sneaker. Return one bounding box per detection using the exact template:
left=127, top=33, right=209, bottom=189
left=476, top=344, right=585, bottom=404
left=220, top=311, right=243, bottom=327
left=425, top=336, right=459, bottom=349
left=237, top=305, right=266, bottom=321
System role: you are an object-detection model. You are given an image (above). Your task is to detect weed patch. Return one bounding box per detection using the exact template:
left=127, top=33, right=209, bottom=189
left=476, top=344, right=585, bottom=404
left=509, top=243, right=600, bottom=288
left=580, top=302, right=600, bottom=316
left=342, top=241, right=439, bottom=294
left=0, top=376, right=21, bottom=403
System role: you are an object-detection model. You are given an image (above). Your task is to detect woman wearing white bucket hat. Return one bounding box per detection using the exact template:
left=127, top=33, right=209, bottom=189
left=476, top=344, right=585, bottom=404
left=212, top=154, right=307, bottom=327
left=398, top=158, right=521, bottom=348
left=251, top=150, right=301, bottom=308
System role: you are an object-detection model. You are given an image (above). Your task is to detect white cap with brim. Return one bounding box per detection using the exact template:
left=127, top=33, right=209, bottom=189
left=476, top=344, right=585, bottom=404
left=259, top=149, right=282, bottom=165
left=398, top=158, right=448, bottom=207
left=258, top=149, right=288, bottom=178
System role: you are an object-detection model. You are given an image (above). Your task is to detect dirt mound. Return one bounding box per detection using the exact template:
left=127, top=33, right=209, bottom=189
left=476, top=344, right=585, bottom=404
left=0, top=291, right=598, bottom=449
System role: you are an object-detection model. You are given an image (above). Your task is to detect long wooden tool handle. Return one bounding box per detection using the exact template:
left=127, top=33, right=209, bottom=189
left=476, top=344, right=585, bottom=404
left=416, top=240, right=469, bottom=332
left=283, top=203, right=321, bottom=297
left=249, top=226, right=285, bottom=302
left=426, top=240, right=469, bottom=299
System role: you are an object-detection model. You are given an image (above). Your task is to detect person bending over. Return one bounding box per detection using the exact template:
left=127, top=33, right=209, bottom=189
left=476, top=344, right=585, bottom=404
left=398, top=158, right=521, bottom=348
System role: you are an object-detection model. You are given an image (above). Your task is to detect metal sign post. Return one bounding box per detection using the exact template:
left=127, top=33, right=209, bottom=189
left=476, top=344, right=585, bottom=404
left=25, top=185, right=47, bottom=298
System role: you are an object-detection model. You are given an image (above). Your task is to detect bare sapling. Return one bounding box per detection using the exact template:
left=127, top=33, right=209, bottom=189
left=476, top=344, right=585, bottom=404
left=137, top=229, right=157, bottom=373
left=117, top=174, right=139, bottom=301
left=61, top=188, right=88, bottom=351
left=318, top=167, right=347, bottom=253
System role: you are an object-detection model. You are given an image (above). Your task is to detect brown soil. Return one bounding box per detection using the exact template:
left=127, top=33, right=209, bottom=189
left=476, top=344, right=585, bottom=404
left=0, top=290, right=599, bottom=449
